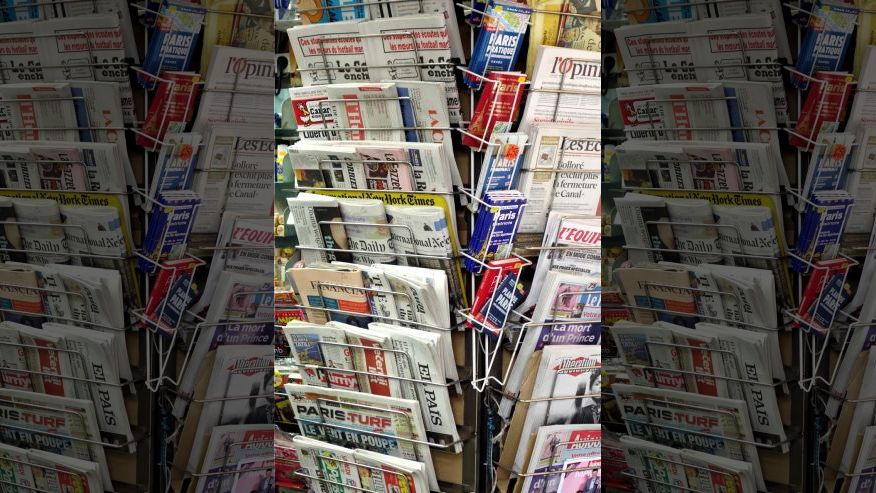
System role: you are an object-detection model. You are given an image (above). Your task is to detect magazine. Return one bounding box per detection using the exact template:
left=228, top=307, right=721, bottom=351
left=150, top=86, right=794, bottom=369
left=839, top=348, right=876, bottom=473
left=525, top=0, right=599, bottom=76
left=192, top=424, right=274, bottom=493
left=511, top=345, right=601, bottom=476
left=519, top=425, right=600, bottom=493
left=183, top=345, right=274, bottom=476
left=848, top=426, right=876, bottom=492
left=190, top=212, right=273, bottom=313
left=499, top=271, right=600, bottom=418
left=518, top=212, right=600, bottom=313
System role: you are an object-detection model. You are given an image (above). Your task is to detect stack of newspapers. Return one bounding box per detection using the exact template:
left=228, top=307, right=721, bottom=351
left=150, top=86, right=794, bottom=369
left=282, top=318, right=463, bottom=490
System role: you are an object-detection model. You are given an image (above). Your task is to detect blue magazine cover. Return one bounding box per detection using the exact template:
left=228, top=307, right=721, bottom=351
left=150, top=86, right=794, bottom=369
left=465, top=0, right=531, bottom=87
left=70, top=87, right=95, bottom=142
left=140, top=0, right=205, bottom=88
left=395, top=86, right=419, bottom=142
left=792, top=0, right=858, bottom=89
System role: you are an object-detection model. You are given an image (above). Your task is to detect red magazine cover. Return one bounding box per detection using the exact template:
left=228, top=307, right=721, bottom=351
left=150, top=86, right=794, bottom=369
left=274, top=443, right=303, bottom=490
left=34, top=339, right=66, bottom=396
left=359, top=338, right=392, bottom=396
left=136, top=71, right=201, bottom=148
left=56, top=469, right=89, bottom=493
left=794, top=257, right=850, bottom=329
left=462, top=72, right=528, bottom=149
left=675, top=335, right=720, bottom=396
left=467, top=257, right=524, bottom=328
left=790, top=71, right=854, bottom=150
left=143, top=257, right=201, bottom=317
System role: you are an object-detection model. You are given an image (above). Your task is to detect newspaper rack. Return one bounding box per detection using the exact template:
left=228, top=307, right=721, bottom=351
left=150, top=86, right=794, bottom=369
left=790, top=308, right=873, bottom=393
left=296, top=397, right=473, bottom=451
